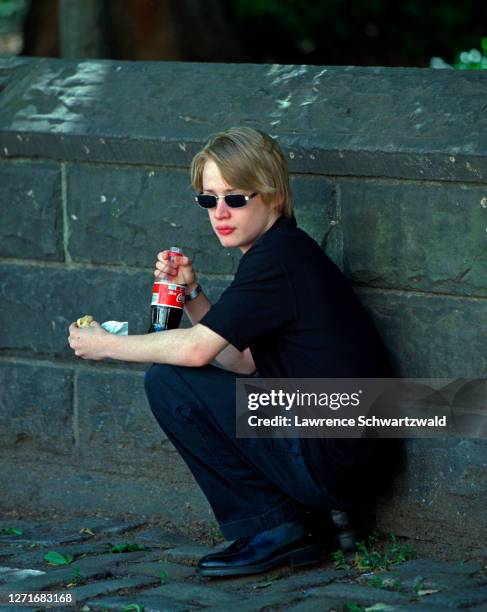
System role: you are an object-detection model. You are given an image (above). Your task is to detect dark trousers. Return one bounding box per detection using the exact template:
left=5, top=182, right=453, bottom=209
left=144, top=363, right=379, bottom=540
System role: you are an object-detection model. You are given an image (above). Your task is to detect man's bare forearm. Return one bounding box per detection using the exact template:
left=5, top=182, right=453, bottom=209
left=185, top=289, right=255, bottom=374
left=105, top=327, right=205, bottom=366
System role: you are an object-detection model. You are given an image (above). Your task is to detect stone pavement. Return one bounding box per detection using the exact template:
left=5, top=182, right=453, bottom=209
left=0, top=515, right=486, bottom=612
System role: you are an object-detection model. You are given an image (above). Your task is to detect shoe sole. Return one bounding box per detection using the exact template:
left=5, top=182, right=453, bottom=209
left=196, top=542, right=326, bottom=577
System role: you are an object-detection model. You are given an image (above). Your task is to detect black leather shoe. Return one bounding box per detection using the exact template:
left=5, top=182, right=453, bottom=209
left=196, top=519, right=326, bottom=577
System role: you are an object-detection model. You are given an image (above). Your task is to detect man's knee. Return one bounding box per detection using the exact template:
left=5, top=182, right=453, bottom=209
left=144, top=363, right=175, bottom=400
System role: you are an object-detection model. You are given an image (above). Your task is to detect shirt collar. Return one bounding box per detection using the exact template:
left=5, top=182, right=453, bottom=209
left=242, top=213, right=297, bottom=257
left=268, top=213, right=297, bottom=231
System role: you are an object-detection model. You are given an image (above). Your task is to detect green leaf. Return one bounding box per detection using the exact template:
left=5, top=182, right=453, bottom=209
left=123, top=605, right=144, bottom=612
left=481, top=37, right=487, bottom=53
left=0, top=527, right=23, bottom=535
left=159, top=570, right=169, bottom=583
left=44, top=551, right=74, bottom=565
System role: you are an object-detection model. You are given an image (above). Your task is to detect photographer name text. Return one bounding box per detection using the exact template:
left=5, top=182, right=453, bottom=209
left=248, top=415, right=447, bottom=428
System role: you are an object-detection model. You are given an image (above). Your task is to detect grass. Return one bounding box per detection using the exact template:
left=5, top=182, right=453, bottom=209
left=332, top=530, right=416, bottom=573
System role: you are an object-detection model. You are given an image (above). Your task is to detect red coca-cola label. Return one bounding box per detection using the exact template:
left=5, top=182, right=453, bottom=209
left=167, top=249, right=181, bottom=261
left=151, top=281, right=185, bottom=309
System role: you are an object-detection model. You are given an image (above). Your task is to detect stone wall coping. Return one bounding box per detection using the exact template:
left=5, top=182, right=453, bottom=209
left=1, top=57, right=486, bottom=181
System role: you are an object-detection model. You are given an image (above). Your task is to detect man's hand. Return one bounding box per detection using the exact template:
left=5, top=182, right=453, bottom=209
left=155, top=251, right=196, bottom=289
left=68, top=321, right=110, bottom=361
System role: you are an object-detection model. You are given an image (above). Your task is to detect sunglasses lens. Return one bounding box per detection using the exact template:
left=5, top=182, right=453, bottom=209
left=197, top=195, right=217, bottom=208
left=225, top=195, right=248, bottom=208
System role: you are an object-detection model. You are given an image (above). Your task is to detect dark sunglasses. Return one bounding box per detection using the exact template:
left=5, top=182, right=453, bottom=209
left=195, top=192, right=258, bottom=209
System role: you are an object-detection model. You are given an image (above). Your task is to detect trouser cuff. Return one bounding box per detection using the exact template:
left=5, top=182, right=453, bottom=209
left=218, top=496, right=304, bottom=540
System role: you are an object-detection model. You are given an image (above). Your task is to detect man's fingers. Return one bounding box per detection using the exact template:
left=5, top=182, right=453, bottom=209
left=175, top=255, right=190, bottom=265
left=157, top=252, right=190, bottom=264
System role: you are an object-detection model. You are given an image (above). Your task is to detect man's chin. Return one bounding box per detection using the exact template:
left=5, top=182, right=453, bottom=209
left=216, top=233, right=238, bottom=247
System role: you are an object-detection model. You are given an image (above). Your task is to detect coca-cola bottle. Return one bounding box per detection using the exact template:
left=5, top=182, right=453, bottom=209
left=148, top=246, right=186, bottom=333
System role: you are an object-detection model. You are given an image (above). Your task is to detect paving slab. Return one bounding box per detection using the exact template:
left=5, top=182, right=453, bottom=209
left=384, top=601, right=456, bottom=612
left=0, top=518, right=147, bottom=550
left=0, top=544, right=104, bottom=568
left=253, top=567, right=351, bottom=594
left=0, top=516, right=485, bottom=611
left=386, top=558, right=482, bottom=577
left=147, top=582, right=239, bottom=606
left=0, top=549, right=17, bottom=560
left=70, top=574, right=159, bottom=602
left=0, top=562, right=112, bottom=592
left=117, top=560, right=195, bottom=581
left=303, top=582, right=413, bottom=605
left=205, top=589, right=308, bottom=612
left=0, top=607, right=39, bottom=612
left=285, top=596, right=352, bottom=611
left=0, top=566, right=45, bottom=584
left=85, top=593, right=193, bottom=611
left=133, top=528, right=196, bottom=549
left=423, top=585, right=487, bottom=609
left=159, top=545, right=220, bottom=566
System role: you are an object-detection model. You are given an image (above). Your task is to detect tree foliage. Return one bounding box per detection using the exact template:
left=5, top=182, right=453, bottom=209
left=230, top=0, right=487, bottom=67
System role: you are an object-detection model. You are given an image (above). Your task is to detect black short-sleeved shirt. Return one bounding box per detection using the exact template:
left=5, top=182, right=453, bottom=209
left=200, top=215, right=392, bottom=379
left=200, top=215, right=399, bottom=503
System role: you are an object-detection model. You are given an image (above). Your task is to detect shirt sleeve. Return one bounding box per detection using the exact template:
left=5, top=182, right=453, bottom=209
left=199, top=244, right=297, bottom=351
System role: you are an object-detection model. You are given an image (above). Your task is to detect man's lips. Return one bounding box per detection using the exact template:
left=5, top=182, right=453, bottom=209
left=216, top=227, right=235, bottom=235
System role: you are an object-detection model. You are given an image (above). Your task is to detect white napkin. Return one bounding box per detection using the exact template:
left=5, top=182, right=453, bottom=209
left=101, top=321, right=128, bottom=335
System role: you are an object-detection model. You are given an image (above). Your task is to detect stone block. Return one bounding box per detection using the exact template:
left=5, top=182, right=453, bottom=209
left=356, top=288, right=487, bottom=377
left=0, top=264, right=146, bottom=355
left=0, top=264, right=229, bottom=355
left=291, top=175, right=341, bottom=265
left=71, top=576, right=159, bottom=603
left=425, top=585, right=487, bottom=608
left=2, top=58, right=487, bottom=182
left=116, top=561, right=194, bottom=580
left=147, top=582, right=237, bottom=605
left=0, top=361, right=73, bottom=453
left=84, top=593, right=188, bottom=611
left=285, top=598, right=346, bottom=612
left=339, top=179, right=487, bottom=297
left=304, top=581, right=410, bottom=604
left=66, top=164, right=240, bottom=274
left=0, top=161, right=62, bottom=260
left=0, top=561, right=112, bottom=593
left=159, top=545, right=217, bottom=566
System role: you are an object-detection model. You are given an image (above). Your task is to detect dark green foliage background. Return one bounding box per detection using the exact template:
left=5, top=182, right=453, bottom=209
left=231, top=0, right=487, bottom=66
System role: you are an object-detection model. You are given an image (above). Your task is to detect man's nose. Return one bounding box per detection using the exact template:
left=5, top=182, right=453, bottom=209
left=213, top=196, right=231, bottom=218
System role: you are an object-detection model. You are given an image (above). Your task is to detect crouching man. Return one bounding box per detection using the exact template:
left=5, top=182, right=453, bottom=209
left=68, top=126, right=399, bottom=577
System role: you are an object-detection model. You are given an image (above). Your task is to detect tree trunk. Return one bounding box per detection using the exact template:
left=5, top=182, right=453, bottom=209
left=58, top=0, right=110, bottom=59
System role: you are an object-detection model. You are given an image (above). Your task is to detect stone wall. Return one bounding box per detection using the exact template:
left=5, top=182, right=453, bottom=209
left=0, top=57, right=486, bottom=553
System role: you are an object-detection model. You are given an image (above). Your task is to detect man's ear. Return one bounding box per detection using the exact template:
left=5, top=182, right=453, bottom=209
left=271, top=194, right=284, bottom=216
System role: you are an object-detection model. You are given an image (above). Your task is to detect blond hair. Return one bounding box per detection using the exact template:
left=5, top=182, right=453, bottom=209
left=190, top=127, right=292, bottom=219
